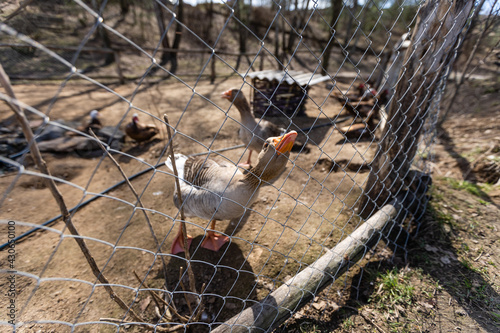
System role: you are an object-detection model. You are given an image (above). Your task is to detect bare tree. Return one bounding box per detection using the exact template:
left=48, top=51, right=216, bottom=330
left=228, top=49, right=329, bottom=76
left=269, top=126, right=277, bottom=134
left=285, top=0, right=310, bottom=54
left=343, top=0, right=358, bottom=46
left=322, top=0, right=343, bottom=75
left=152, top=0, right=184, bottom=75
left=234, top=0, right=250, bottom=71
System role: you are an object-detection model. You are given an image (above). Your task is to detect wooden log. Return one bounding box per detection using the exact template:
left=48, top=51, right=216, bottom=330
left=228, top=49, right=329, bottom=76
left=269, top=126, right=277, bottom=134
left=358, top=0, right=475, bottom=219
left=212, top=201, right=403, bottom=333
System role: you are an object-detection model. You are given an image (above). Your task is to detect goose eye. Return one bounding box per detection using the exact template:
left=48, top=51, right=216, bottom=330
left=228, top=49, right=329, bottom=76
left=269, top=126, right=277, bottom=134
left=263, top=142, right=269, bottom=149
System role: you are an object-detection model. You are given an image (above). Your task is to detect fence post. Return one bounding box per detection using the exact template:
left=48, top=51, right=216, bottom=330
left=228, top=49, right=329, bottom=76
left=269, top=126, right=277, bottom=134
left=358, top=0, right=475, bottom=219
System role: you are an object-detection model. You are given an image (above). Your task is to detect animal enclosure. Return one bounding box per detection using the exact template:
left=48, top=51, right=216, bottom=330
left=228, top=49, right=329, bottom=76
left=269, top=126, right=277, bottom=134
left=0, top=1, right=480, bottom=332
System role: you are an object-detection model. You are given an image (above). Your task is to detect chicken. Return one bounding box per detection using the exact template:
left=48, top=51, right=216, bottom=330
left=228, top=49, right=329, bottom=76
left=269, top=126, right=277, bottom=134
left=125, top=113, right=159, bottom=143
left=68, top=110, right=102, bottom=136
left=330, top=82, right=377, bottom=105
left=221, top=88, right=285, bottom=168
left=331, top=82, right=390, bottom=135
left=165, top=130, right=297, bottom=254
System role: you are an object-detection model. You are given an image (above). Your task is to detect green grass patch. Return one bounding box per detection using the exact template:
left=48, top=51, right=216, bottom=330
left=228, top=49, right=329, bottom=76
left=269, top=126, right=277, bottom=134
left=445, top=178, right=486, bottom=197
left=369, top=268, right=415, bottom=309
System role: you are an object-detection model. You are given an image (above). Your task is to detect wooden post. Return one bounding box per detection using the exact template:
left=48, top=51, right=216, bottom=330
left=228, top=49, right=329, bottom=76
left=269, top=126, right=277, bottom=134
left=213, top=200, right=404, bottom=333
left=358, top=0, right=475, bottom=219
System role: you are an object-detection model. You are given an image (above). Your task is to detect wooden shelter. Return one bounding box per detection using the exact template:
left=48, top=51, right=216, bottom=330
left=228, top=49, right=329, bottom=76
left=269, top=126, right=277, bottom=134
left=248, top=70, right=330, bottom=117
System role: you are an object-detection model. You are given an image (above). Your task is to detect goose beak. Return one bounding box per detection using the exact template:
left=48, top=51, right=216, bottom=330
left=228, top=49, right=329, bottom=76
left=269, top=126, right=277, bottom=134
left=221, top=89, right=232, bottom=100
left=273, top=131, right=297, bottom=155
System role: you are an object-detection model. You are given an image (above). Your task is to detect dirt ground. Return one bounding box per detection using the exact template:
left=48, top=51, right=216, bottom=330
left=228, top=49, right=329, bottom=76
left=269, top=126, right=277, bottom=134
left=0, top=74, right=499, bottom=333
left=0, top=76, right=375, bottom=332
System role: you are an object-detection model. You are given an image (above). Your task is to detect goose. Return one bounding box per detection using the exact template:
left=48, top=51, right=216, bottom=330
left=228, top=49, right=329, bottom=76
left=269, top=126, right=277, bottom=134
left=125, top=113, right=159, bottom=143
left=221, top=88, right=285, bottom=168
left=165, top=130, right=297, bottom=254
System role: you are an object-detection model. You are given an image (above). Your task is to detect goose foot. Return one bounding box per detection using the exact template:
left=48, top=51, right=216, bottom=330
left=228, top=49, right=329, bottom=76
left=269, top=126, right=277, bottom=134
left=171, top=226, right=193, bottom=254
left=237, top=150, right=253, bottom=169
left=201, top=231, right=229, bottom=252
left=237, top=162, right=252, bottom=169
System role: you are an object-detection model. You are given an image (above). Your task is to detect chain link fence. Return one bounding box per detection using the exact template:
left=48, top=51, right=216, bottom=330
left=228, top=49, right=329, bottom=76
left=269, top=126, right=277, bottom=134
left=1, top=0, right=477, bottom=332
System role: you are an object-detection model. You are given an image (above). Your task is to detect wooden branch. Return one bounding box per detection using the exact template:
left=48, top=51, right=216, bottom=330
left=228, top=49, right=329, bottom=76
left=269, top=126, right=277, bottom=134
left=163, top=115, right=199, bottom=303
left=0, top=63, right=143, bottom=323
left=212, top=201, right=402, bottom=332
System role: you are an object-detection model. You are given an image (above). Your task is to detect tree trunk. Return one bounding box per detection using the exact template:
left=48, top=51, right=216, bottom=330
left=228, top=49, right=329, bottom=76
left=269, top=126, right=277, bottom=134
left=170, top=0, right=183, bottom=74
left=274, top=2, right=282, bottom=69
left=235, top=0, right=248, bottom=71
left=208, top=0, right=216, bottom=84
left=151, top=0, right=183, bottom=75
left=322, top=0, right=343, bottom=75
left=94, top=0, right=115, bottom=66
left=343, top=0, right=358, bottom=46
left=358, top=0, right=475, bottom=219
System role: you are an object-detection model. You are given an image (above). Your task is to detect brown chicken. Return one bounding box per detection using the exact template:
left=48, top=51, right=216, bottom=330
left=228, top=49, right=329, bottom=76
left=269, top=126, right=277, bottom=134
left=125, top=113, right=159, bottom=143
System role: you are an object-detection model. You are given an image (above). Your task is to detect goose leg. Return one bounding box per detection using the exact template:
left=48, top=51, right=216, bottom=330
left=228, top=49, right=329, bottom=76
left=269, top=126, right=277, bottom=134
left=171, top=223, right=193, bottom=254
left=201, top=219, right=229, bottom=251
left=237, top=150, right=253, bottom=168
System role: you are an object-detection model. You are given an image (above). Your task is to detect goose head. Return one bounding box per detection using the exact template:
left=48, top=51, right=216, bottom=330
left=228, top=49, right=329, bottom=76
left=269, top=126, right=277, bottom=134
left=249, top=130, right=297, bottom=182
left=221, top=88, right=242, bottom=102
left=221, top=88, right=251, bottom=111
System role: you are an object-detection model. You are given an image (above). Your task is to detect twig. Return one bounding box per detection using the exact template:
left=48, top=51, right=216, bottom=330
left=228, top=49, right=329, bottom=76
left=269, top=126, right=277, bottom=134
left=163, top=115, right=197, bottom=295
left=193, top=282, right=207, bottom=322
left=178, top=266, right=194, bottom=316
left=99, top=318, right=184, bottom=332
left=89, top=130, right=170, bottom=287
left=0, top=64, right=145, bottom=322
left=133, top=271, right=190, bottom=323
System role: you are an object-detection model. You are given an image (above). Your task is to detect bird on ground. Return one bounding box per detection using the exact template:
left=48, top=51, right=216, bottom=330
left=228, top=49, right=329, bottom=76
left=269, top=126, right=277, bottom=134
left=330, top=82, right=378, bottom=105
left=165, top=130, right=297, bottom=254
left=125, top=113, right=159, bottom=143
left=221, top=88, right=285, bottom=168
left=68, top=110, right=102, bottom=136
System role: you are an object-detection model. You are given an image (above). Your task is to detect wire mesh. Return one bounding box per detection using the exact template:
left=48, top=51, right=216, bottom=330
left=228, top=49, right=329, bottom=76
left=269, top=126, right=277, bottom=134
left=0, top=0, right=475, bottom=332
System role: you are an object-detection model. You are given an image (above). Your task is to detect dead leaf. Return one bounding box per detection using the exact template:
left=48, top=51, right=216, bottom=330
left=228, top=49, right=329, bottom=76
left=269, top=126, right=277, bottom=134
left=139, top=296, right=151, bottom=312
